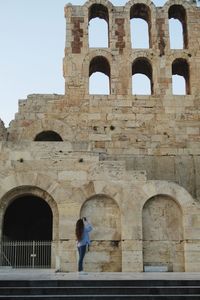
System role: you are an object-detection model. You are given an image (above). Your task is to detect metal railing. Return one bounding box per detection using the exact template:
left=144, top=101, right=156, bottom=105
left=0, top=241, right=52, bottom=268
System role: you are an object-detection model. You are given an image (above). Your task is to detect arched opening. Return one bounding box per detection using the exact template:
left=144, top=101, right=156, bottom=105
left=89, top=56, right=110, bottom=95
left=3, top=195, right=52, bottom=241
left=2, top=195, right=53, bottom=268
left=130, top=4, right=151, bottom=48
left=88, top=4, right=109, bottom=48
left=34, top=131, right=63, bottom=141
left=172, top=58, right=190, bottom=95
left=132, top=58, right=153, bottom=94
left=80, top=194, right=121, bottom=272
left=168, top=5, right=188, bottom=49
left=142, top=195, right=184, bottom=272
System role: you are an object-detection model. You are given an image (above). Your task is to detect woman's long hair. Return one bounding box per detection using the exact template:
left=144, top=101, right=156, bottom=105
left=76, top=218, right=84, bottom=241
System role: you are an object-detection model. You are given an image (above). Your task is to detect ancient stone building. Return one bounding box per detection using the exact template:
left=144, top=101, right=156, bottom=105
left=0, top=0, right=200, bottom=272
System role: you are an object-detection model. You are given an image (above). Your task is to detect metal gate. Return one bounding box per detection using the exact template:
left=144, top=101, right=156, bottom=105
left=0, top=241, right=52, bottom=268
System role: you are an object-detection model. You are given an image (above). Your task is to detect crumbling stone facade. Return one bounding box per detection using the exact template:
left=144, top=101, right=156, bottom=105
left=0, top=0, right=200, bottom=272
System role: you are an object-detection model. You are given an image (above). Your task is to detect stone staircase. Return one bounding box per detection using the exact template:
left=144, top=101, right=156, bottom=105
left=0, top=279, right=200, bottom=299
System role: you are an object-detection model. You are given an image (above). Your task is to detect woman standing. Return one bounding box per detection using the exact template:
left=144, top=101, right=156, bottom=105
left=75, top=217, right=93, bottom=273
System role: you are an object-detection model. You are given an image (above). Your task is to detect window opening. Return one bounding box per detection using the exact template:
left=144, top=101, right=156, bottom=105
left=89, top=56, right=110, bottom=95
left=130, top=4, right=151, bottom=48
left=89, top=18, right=108, bottom=48
left=130, top=19, right=149, bottom=48
left=89, top=72, right=109, bottom=95
left=132, top=58, right=153, bottom=95
left=172, top=75, right=186, bottom=95
left=88, top=4, right=109, bottom=48
left=168, top=5, right=187, bottom=49
left=132, top=74, right=151, bottom=95
left=169, top=19, right=183, bottom=49
left=172, top=58, right=189, bottom=95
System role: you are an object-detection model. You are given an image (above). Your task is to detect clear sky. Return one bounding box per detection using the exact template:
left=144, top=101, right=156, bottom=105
left=0, top=0, right=197, bottom=127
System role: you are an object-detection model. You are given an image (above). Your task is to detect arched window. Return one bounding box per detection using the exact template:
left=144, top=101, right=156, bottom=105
left=132, top=58, right=153, bottom=95
left=34, top=131, right=63, bottom=141
left=168, top=5, right=188, bottom=49
left=88, top=4, right=109, bottom=48
left=172, top=58, right=190, bottom=95
left=89, top=56, right=110, bottom=95
left=130, top=4, right=151, bottom=48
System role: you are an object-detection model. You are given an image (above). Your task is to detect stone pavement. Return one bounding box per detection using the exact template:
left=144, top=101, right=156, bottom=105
left=0, top=269, right=200, bottom=281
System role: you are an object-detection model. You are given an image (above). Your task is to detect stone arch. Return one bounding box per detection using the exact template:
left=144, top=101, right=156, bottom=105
left=84, top=0, right=113, bottom=49
left=10, top=119, right=74, bottom=142
left=130, top=3, right=152, bottom=48
left=141, top=181, right=195, bottom=210
left=132, top=57, right=153, bottom=94
left=88, top=4, right=109, bottom=48
left=142, top=194, right=184, bottom=272
left=89, top=55, right=111, bottom=95
left=89, top=56, right=110, bottom=77
left=89, top=3, right=109, bottom=23
left=0, top=185, right=59, bottom=242
left=84, top=50, right=113, bottom=74
left=85, top=0, right=113, bottom=12
left=172, top=58, right=190, bottom=94
left=0, top=173, right=62, bottom=242
left=80, top=194, right=121, bottom=272
left=34, top=130, right=63, bottom=141
left=168, top=4, right=188, bottom=49
left=164, top=0, right=193, bottom=11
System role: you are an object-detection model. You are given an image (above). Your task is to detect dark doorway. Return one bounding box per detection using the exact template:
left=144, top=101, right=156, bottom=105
left=3, top=195, right=53, bottom=241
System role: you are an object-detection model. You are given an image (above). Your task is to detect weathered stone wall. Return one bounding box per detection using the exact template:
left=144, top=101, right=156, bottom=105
left=0, top=120, right=7, bottom=141
left=0, top=0, right=200, bottom=272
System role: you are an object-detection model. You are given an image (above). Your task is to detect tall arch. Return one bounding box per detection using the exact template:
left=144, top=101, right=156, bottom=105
left=89, top=56, right=110, bottom=94
left=88, top=4, right=109, bottom=48
left=132, top=57, right=153, bottom=94
left=172, top=58, right=190, bottom=95
left=130, top=4, right=151, bottom=48
left=0, top=186, right=59, bottom=268
left=168, top=5, right=188, bottom=49
left=0, top=186, right=59, bottom=242
left=3, top=195, right=52, bottom=241
left=80, top=194, right=121, bottom=272
left=142, top=194, right=184, bottom=272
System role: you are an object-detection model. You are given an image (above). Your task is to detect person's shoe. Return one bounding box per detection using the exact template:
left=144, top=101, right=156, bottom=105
left=78, top=271, right=88, bottom=275
left=55, top=269, right=60, bottom=273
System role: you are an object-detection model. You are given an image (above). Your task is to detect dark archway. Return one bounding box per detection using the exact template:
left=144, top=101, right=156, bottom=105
left=34, top=131, right=63, bottom=141
left=3, top=195, right=53, bottom=241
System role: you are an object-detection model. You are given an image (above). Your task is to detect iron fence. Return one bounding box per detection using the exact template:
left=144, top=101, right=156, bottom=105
left=0, top=241, right=52, bottom=268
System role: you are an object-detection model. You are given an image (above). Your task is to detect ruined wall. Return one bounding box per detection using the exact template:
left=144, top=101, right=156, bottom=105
left=0, top=120, right=7, bottom=141
left=0, top=0, right=200, bottom=272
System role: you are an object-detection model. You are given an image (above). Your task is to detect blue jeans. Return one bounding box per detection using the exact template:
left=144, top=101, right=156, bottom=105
left=78, top=245, right=86, bottom=271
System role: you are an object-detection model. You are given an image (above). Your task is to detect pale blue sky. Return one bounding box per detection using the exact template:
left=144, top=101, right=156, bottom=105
left=0, top=0, right=198, bottom=127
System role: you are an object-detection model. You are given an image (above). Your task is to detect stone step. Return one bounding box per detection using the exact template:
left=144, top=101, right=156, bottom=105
left=0, top=286, right=200, bottom=295
left=1, top=280, right=200, bottom=287
left=0, top=295, right=200, bottom=300
left=0, top=279, right=199, bottom=299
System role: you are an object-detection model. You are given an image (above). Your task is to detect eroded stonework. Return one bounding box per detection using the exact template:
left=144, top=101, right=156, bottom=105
left=0, top=0, right=200, bottom=272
